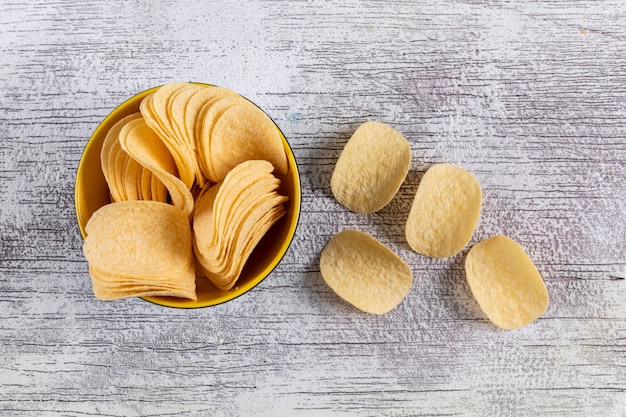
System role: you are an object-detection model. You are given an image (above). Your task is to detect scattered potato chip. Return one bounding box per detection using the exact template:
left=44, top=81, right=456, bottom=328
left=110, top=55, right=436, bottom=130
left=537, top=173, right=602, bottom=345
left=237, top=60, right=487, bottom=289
left=465, top=235, right=549, bottom=329
left=82, top=201, right=196, bottom=301
left=320, top=229, right=412, bottom=314
left=405, top=163, right=482, bottom=258
left=193, top=160, right=288, bottom=291
left=331, top=121, right=411, bottom=214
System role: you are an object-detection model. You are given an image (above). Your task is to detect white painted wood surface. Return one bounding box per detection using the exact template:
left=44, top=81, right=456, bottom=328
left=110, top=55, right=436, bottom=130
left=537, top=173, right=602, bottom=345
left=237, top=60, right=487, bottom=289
left=1, top=1, right=625, bottom=415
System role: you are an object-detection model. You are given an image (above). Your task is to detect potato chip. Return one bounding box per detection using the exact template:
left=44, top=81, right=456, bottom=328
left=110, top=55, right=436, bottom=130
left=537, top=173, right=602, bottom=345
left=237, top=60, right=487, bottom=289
left=185, top=86, right=239, bottom=146
left=465, top=235, right=549, bottom=329
left=101, top=113, right=143, bottom=202
left=193, top=160, right=288, bottom=291
left=119, top=118, right=194, bottom=217
left=139, top=167, right=153, bottom=201
left=122, top=155, right=142, bottom=201
left=320, top=229, right=412, bottom=314
left=100, top=112, right=169, bottom=204
left=197, top=95, right=250, bottom=182
left=83, top=200, right=192, bottom=276
left=331, top=121, right=411, bottom=214
left=168, top=84, right=205, bottom=144
left=405, top=163, right=482, bottom=258
left=82, top=200, right=196, bottom=301
left=207, top=100, right=288, bottom=182
left=184, top=86, right=239, bottom=187
left=141, top=90, right=196, bottom=189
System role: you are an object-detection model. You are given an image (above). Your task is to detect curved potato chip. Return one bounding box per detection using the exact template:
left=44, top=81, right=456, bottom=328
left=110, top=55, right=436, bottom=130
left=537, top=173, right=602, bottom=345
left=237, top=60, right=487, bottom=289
left=209, top=101, right=288, bottom=182
left=184, top=86, right=239, bottom=187
left=101, top=113, right=143, bottom=202
left=141, top=91, right=196, bottom=189
left=197, top=96, right=249, bottom=182
left=320, top=229, right=412, bottom=314
left=193, top=161, right=287, bottom=290
left=168, top=84, right=204, bottom=143
left=405, top=163, right=482, bottom=258
left=151, top=82, right=190, bottom=143
left=185, top=86, right=239, bottom=149
left=211, top=160, right=276, bottom=243
left=122, top=154, right=143, bottom=201
left=119, top=118, right=194, bottom=217
left=203, top=203, right=286, bottom=290
left=465, top=235, right=549, bottom=330
left=83, top=201, right=193, bottom=278
left=331, top=121, right=411, bottom=214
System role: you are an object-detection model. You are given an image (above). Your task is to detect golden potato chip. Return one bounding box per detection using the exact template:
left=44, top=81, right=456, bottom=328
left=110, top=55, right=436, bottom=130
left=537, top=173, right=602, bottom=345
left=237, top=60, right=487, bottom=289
left=184, top=86, right=239, bottom=187
left=211, top=160, right=278, bottom=242
left=168, top=84, right=205, bottom=144
left=320, top=229, right=412, bottom=314
left=194, top=160, right=280, bottom=255
left=91, top=271, right=197, bottom=301
left=101, top=113, right=143, bottom=201
left=101, top=112, right=169, bottom=204
left=83, top=200, right=196, bottom=301
left=465, top=235, right=549, bottom=329
left=151, top=169, right=168, bottom=203
left=112, top=147, right=130, bottom=200
left=200, top=203, right=286, bottom=290
left=139, top=167, right=153, bottom=201
left=141, top=90, right=196, bottom=189
left=405, top=163, right=482, bottom=258
left=122, top=155, right=142, bottom=200
left=83, top=201, right=193, bottom=277
left=192, top=184, right=220, bottom=253
left=206, top=194, right=287, bottom=274
left=193, top=160, right=288, bottom=291
left=119, top=118, right=194, bottom=217
left=150, top=82, right=190, bottom=144
left=197, top=96, right=250, bottom=182
left=208, top=100, right=288, bottom=182
left=331, top=121, right=411, bottom=214
left=184, top=85, right=239, bottom=152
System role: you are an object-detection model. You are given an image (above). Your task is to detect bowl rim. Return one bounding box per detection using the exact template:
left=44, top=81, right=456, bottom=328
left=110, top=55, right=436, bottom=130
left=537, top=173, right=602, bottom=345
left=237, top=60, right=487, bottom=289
left=74, top=83, right=302, bottom=309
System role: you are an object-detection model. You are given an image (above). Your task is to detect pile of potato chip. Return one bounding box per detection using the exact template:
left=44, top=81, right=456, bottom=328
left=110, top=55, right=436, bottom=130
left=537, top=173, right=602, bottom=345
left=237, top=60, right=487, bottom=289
left=323, top=121, right=549, bottom=329
left=83, top=82, right=289, bottom=300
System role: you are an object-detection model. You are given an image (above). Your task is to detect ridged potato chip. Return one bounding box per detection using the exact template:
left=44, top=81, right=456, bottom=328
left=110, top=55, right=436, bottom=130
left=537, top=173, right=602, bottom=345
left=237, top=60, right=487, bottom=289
left=331, top=121, right=411, bottom=214
left=465, top=235, right=549, bottom=329
left=100, top=112, right=167, bottom=203
left=320, top=229, right=412, bottom=314
left=405, top=163, right=482, bottom=258
left=196, top=95, right=250, bottom=182
left=193, top=160, right=288, bottom=291
left=141, top=90, right=196, bottom=189
left=206, top=99, right=288, bottom=182
left=119, top=118, right=194, bottom=217
left=82, top=201, right=196, bottom=301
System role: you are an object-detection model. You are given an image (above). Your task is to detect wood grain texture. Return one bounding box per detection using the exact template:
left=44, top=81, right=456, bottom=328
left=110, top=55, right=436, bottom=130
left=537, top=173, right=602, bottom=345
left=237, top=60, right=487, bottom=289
left=0, top=0, right=625, bottom=416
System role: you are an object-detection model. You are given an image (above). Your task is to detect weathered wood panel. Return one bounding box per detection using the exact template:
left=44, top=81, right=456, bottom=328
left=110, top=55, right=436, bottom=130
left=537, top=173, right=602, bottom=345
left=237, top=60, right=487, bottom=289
left=0, top=1, right=624, bottom=415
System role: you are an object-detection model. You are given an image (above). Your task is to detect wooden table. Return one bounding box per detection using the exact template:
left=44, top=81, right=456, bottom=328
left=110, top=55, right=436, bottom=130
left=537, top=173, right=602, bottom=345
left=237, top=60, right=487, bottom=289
left=1, top=1, right=624, bottom=415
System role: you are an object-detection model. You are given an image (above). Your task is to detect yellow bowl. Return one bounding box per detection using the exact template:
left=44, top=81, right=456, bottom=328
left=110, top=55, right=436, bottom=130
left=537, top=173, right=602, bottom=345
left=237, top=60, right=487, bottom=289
left=75, top=84, right=301, bottom=308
